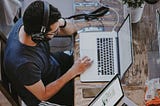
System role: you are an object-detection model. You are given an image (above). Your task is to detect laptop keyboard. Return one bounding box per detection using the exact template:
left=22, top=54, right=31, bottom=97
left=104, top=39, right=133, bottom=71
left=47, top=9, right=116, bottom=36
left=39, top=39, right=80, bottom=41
left=97, top=38, right=114, bottom=75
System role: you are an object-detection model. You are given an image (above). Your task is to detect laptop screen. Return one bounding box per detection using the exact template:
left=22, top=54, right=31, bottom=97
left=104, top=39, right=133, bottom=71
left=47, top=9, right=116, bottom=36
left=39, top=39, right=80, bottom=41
left=89, top=75, right=124, bottom=106
left=118, top=14, right=133, bottom=77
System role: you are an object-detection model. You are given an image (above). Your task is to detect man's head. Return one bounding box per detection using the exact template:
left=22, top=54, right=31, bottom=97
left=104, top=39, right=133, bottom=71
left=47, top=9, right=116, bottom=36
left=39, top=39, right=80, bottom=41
left=23, top=1, right=61, bottom=38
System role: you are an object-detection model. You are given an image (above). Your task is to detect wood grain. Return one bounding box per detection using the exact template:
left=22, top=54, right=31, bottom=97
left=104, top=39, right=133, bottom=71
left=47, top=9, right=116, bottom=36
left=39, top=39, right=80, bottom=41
left=74, top=1, right=160, bottom=106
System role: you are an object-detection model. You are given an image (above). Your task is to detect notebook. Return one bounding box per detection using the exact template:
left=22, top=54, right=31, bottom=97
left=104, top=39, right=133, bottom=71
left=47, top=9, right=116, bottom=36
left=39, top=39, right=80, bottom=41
left=88, top=74, right=137, bottom=106
left=79, top=14, right=133, bottom=82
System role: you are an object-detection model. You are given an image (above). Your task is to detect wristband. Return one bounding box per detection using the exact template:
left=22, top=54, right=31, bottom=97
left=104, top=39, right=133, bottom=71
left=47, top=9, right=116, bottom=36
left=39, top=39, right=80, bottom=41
left=60, top=18, right=67, bottom=28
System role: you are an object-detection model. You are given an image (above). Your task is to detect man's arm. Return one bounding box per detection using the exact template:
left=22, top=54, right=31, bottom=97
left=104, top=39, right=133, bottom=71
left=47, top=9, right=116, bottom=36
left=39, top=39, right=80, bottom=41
left=24, top=56, right=93, bottom=101
left=24, top=67, right=76, bottom=101
left=58, top=18, right=78, bottom=36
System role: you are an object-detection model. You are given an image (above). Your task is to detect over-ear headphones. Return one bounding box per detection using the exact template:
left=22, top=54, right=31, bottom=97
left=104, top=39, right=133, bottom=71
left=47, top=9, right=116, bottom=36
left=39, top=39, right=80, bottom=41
left=31, top=1, right=50, bottom=43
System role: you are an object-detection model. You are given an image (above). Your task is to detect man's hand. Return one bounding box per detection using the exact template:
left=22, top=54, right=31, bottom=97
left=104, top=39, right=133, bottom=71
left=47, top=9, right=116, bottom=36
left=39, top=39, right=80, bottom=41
left=69, top=56, right=93, bottom=76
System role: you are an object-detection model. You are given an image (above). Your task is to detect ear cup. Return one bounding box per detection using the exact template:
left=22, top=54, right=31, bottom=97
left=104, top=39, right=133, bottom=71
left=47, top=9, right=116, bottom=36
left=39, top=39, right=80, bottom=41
left=31, top=32, right=46, bottom=43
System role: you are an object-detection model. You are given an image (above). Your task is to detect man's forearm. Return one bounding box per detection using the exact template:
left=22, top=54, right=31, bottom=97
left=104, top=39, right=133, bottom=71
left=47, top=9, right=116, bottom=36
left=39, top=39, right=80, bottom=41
left=44, top=68, right=76, bottom=100
left=58, top=19, right=78, bottom=36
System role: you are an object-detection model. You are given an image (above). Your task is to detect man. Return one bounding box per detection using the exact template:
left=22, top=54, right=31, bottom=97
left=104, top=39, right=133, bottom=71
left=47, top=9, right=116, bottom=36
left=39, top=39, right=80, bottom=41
left=4, top=1, right=92, bottom=106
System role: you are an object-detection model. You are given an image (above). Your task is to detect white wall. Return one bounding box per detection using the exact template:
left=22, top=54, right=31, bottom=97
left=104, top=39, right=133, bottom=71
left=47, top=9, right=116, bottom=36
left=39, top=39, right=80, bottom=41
left=21, top=0, right=74, bottom=18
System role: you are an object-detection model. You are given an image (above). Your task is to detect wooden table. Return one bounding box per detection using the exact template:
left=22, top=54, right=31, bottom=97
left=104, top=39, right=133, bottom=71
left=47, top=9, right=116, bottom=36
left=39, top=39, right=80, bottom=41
left=74, top=1, right=160, bottom=106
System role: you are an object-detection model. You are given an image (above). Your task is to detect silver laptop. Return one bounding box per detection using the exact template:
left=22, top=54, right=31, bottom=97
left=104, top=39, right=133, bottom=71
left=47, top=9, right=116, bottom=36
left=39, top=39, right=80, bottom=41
left=88, top=74, right=137, bottom=106
left=79, top=14, right=133, bottom=82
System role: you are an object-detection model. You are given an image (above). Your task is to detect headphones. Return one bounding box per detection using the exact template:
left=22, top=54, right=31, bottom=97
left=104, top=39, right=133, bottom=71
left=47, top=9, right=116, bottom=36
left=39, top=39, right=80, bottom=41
left=31, top=1, right=50, bottom=43
left=66, top=5, right=109, bottom=21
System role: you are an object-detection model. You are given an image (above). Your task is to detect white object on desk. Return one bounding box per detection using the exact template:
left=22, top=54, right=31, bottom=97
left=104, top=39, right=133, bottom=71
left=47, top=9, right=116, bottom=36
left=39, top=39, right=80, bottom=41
left=79, top=15, right=133, bottom=82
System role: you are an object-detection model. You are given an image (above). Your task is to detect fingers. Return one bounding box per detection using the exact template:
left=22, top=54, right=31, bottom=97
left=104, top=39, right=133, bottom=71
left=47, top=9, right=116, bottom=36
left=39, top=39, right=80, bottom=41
left=81, top=56, right=93, bottom=66
left=81, top=56, right=90, bottom=62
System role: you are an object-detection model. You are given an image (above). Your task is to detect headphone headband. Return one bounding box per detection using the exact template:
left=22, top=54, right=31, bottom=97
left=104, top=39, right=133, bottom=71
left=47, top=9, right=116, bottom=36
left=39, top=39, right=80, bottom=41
left=41, top=1, right=49, bottom=33
left=31, top=1, right=50, bottom=43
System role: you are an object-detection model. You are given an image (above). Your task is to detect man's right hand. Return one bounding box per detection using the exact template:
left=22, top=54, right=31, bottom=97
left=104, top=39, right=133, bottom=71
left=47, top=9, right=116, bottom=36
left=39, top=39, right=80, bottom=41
left=69, top=56, right=93, bottom=77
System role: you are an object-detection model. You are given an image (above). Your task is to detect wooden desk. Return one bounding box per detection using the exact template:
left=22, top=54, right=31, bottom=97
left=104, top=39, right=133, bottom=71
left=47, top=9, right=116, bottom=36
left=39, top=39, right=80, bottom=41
left=74, top=1, right=160, bottom=106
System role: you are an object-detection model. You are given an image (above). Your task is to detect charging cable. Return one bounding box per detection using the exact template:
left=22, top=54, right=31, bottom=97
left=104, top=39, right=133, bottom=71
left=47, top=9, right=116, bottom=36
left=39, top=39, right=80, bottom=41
left=96, top=0, right=120, bottom=31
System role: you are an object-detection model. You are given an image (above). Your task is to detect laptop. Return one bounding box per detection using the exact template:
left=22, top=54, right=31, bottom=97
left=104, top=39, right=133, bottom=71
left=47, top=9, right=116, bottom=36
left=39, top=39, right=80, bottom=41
left=79, top=14, right=133, bottom=82
left=88, top=74, right=137, bottom=106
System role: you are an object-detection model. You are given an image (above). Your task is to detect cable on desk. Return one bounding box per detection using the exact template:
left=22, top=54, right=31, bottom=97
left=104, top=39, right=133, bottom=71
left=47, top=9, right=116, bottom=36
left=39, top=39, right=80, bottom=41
left=95, top=0, right=120, bottom=31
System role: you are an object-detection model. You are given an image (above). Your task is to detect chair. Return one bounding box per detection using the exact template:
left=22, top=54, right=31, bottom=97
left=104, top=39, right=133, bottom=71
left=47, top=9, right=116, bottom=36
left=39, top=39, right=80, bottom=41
left=0, top=30, right=21, bottom=106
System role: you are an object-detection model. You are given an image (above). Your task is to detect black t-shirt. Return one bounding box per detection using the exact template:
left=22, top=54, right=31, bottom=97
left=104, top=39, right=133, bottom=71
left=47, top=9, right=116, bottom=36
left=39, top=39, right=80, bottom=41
left=4, top=19, right=60, bottom=105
